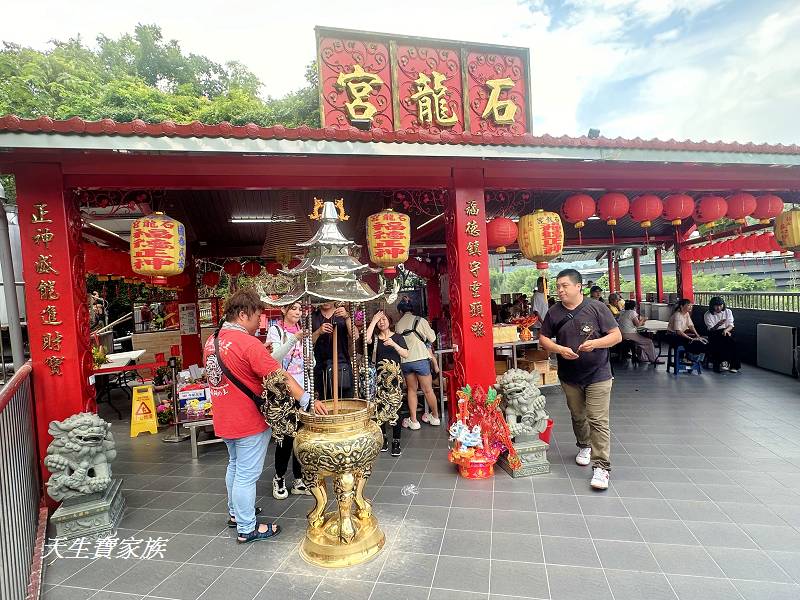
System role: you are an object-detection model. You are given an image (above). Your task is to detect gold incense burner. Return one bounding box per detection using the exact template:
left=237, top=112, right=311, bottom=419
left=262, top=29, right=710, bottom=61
left=294, top=399, right=385, bottom=568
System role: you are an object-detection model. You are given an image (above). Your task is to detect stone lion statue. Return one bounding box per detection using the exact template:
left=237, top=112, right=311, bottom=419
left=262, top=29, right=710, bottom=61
left=494, top=369, right=550, bottom=438
left=44, top=412, right=117, bottom=501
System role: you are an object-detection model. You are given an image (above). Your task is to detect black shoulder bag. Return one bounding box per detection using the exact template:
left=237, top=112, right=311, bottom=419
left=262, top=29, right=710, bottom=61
left=550, top=299, right=591, bottom=340
left=212, top=329, right=264, bottom=408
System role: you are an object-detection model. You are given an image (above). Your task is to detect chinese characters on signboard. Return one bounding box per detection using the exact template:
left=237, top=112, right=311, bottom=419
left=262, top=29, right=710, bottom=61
left=464, top=200, right=486, bottom=339
left=317, top=28, right=530, bottom=135
left=367, top=209, right=411, bottom=272
left=130, top=213, right=186, bottom=277
left=29, top=203, right=64, bottom=375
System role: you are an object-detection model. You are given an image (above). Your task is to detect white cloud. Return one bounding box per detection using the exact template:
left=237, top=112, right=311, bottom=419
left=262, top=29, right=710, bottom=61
left=0, top=0, right=796, bottom=144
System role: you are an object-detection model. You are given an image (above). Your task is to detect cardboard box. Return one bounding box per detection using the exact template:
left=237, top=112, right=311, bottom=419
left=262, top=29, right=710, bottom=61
left=534, top=360, right=551, bottom=373
left=541, top=371, right=559, bottom=386
left=495, top=360, right=509, bottom=375
left=493, top=325, right=519, bottom=344
left=515, top=359, right=535, bottom=373
left=525, top=348, right=550, bottom=362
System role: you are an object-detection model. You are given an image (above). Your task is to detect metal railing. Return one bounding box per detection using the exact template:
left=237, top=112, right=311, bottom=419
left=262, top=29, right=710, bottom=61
left=0, top=363, right=41, bottom=600
left=694, top=291, right=800, bottom=313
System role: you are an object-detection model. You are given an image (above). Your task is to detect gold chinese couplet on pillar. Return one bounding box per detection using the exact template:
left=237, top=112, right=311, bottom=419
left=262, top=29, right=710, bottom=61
left=28, top=202, right=65, bottom=376
left=411, top=71, right=458, bottom=127
left=335, top=64, right=384, bottom=124
left=463, top=200, right=486, bottom=338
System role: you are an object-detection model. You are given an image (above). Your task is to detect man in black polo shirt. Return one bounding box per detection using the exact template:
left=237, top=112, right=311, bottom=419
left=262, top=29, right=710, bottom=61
left=539, top=269, right=621, bottom=490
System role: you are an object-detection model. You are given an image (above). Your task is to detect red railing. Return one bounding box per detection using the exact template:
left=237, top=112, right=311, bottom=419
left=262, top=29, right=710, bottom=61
left=0, top=362, right=43, bottom=600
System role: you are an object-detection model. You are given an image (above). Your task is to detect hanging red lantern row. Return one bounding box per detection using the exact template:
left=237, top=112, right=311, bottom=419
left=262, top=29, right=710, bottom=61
left=662, top=194, right=694, bottom=225
left=265, top=261, right=281, bottom=276
left=562, top=194, right=595, bottom=244
left=726, top=193, right=757, bottom=224
left=693, top=195, right=727, bottom=228
left=202, top=271, right=221, bottom=287
left=597, top=192, right=629, bottom=243
left=629, top=194, right=663, bottom=243
left=223, top=260, right=242, bottom=276
left=752, top=195, right=784, bottom=224
left=486, top=217, right=518, bottom=253
left=243, top=261, right=262, bottom=277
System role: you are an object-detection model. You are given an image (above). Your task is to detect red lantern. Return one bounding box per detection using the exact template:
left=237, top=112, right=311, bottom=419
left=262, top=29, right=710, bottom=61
left=754, top=233, right=771, bottom=253
left=597, top=193, right=629, bottom=226
left=224, top=261, right=242, bottom=276
left=726, top=193, right=757, bottom=224
left=486, top=217, right=518, bottom=253
left=288, top=258, right=301, bottom=269
left=265, top=261, right=281, bottom=276
left=752, top=194, right=784, bottom=224
left=243, top=261, right=262, bottom=277
left=562, top=194, right=596, bottom=229
left=693, top=195, right=727, bottom=227
left=766, top=232, right=784, bottom=253
left=662, top=194, right=694, bottom=225
left=629, top=194, right=663, bottom=229
left=202, top=271, right=221, bottom=287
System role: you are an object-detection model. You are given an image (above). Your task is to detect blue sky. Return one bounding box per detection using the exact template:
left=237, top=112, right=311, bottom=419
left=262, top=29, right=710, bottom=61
left=2, top=0, right=798, bottom=144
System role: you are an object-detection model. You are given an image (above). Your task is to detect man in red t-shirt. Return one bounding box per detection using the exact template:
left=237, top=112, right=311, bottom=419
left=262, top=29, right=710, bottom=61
left=204, top=289, right=327, bottom=543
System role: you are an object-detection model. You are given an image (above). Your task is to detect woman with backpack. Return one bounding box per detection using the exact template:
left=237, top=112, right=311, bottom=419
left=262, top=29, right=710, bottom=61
left=365, top=310, right=408, bottom=456
left=266, top=301, right=311, bottom=499
left=395, top=300, right=441, bottom=429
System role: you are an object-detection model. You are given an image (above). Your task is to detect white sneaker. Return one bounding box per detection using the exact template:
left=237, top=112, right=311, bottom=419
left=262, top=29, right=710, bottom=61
left=422, top=413, right=441, bottom=426
left=402, top=418, right=421, bottom=430
left=272, top=475, right=288, bottom=500
left=576, top=447, right=592, bottom=466
left=290, top=480, right=311, bottom=496
left=591, top=467, right=610, bottom=490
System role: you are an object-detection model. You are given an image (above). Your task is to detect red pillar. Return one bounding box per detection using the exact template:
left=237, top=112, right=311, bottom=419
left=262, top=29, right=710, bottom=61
left=177, top=258, right=203, bottom=367
left=633, top=248, right=642, bottom=304
left=16, top=163, right=95, bottom=482
left=655, top=248, right=665, bottom=303
left=426, top=276, right=443, bottom=322
left=607, top=252, right=616, bottom=294
left=614, top=259, right=621, bottom=293
left=446, top=168, right=495, bottom=391
left=675, top=231, right=694, bottom=301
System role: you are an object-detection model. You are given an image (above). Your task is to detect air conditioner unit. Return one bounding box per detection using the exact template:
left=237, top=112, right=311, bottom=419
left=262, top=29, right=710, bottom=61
left=757, top=324, right=798, bottom=377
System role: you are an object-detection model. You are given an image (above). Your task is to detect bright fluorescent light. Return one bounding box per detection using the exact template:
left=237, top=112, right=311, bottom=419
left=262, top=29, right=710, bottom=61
left=417, top=213, right=444, bottom=230
left=230, top=217, right=297, bottom=224
left=588, top=215, right=600, bottom=221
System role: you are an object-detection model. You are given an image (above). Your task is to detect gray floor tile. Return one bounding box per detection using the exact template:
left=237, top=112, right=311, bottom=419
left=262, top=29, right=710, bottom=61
left=653, top=482, right=708, bottom=501
left=546, top=565, right=613, bottom=600
left=119, top=508, right=170, bottom=530
left=182, top=512, right=229, bottom=537
left=447, top=508, right=492, bottom=532
left=420, top=474, right=457, bottom=489
left=535, top=493, right=581, bottom=514
left=733, top=580, right=800, bottom=600
left=741, top=524, right=800, bottom=552
left=768, top=551, right=800, bottom=583
left=611, top=480, right=663, bottom=498
left=538, top=512, right=590, bottom=538
left=432, top=555, right=491, bottom=593
left=40, top=586, right=97, bottom=600
left=186, top=536, right=250, bottom=567
left=452, top=489, right=493, bottom=509
left=490, top=560, right=548, bottom=598
left=147, top=510, right=206, bottom=534
left=311, top=578, right=372, bottom=600
left=649, top=544, right=725, bottom=577
left=769, top=504, right=800, bottom=528
left=370, top=582, right=430, bottom=600
left=61, top=559, right=134, bottom=590
left=594, top=540, right=660, bottom=572
left=323, top=553, right=388, bottom=583
left=379, top=550, right=436, bottom=586
left=531, top=478, right=575, bottom=495
left=231, top=540, right=297, bottom=571
left=493, top=491, right=536, bottom=512
left=587, top=516, right=643, bottom=542
left=646, top=468, right=691, bottom=483
left=668, top=500, right=731, bottom=523
left=605, top=570, right=678, bottom=600
left=412, top=488, right=453, bottom=507
left=491, top=532, right=544, bottom=563
left=705, top=547, right=792, bottom=582
left=441, top=529, right=490, bottom=559
left=542, top=536, right=600, bottom=568
left=431, top=589, right=486, bottom=600
left=374, top=486, right=413, bottom=505
left=623, top=498, right=680, bottom=520
left=633, top=518, right=700, bottom=545
left=685, top=522, right=757, bottom=549
left=404, top=505, right=449, bottom=529
left=255, top=573, right=322, bottom=600
left=492, top=509, right=540, bottom=535
left=578, top=496, right=628, bottom=517
left=392, top=525, right=444, bottom=555
left=149, top=563, right=226, bottom=599
left=718, top=502, right=787, bottom=526
left=199, top=568, right=273, bottom=600
left=43, top=558, right=96, bottom=585
left=90, top=592, right=143, bottom=600
left=667, top=575, right=741, bottom=600
left=102, top=559, right=180, bottom=594
left=684, top=470, right=734, bottom=485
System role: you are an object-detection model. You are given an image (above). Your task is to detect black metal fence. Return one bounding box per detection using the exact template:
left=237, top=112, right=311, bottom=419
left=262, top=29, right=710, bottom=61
left=694, top=291, right=800, bottom=313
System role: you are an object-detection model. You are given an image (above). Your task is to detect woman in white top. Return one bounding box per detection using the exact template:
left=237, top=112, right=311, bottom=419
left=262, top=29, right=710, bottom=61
left=266, top=301, right=310, bottom=500
left=703, top=297, right=741, bottom=373
left=667, top=299, right=707, bottom=356
left=618, top=301, right=661, bottom=364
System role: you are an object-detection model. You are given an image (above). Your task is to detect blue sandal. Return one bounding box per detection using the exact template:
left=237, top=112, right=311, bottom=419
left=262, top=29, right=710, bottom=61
left=237, top=523, right=281, bottom=544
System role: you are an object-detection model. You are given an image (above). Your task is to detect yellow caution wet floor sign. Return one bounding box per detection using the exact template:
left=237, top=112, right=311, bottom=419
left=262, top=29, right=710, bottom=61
left=131, top=385, right=158, bottom=437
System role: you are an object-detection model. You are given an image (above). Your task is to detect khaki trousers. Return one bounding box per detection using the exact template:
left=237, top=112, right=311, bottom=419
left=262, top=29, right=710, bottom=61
left=560, top=378, right=613, bottom=471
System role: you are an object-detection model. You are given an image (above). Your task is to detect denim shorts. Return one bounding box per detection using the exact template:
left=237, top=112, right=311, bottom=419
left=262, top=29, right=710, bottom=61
left=401, top=359, right=431, bottom=377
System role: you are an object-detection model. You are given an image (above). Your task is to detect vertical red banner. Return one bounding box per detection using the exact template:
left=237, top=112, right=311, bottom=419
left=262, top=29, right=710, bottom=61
left=445, top=168, right=495, bottom=392
left=16, top=164, right=94, bottom=474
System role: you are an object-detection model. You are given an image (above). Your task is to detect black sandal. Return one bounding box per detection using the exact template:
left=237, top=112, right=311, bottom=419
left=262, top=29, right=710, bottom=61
left=227, top=507, right=262, bottom=528
left=237, top=523, right=281, bottom=544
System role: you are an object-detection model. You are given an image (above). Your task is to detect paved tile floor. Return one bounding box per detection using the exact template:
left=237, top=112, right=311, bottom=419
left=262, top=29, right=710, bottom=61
left=43, top=364, right=800, bottom=600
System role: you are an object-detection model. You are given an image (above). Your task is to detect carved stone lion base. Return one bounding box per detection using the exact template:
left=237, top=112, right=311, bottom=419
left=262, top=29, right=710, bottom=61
left=499, top=437, right=550, bottom=478
left=49, top=478, right=126, bottom=541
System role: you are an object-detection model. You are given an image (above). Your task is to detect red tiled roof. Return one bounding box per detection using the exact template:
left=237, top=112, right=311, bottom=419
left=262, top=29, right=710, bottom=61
left=1, top=114, right=799, bottom=155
